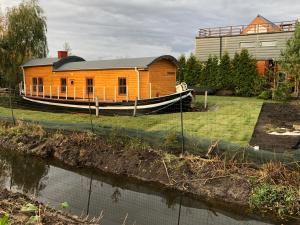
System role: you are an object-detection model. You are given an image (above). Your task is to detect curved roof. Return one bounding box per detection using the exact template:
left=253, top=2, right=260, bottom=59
left=53, top=55, right=178, bottom=71
left=22, top=55, right=178, bottom=71
left=53, top=56, right=86, bottom=70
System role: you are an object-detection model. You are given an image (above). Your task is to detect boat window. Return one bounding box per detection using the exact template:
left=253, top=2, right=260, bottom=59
left=32, top=78, right=37, bottom=92
left=118, top=77, right=127, bottom=95
left=61, top=78, right=67, bottom=93
left=86, top=78, right=94, bottom=95
left=167, top=71, right=175, bottom=76
left=38, top=78, right=43, bottom=93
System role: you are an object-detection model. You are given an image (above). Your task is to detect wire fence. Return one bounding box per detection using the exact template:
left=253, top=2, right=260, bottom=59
left=0, top=89, right=297, bottom=224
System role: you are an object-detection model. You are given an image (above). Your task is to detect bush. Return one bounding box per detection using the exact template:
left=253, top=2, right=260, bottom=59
left=258, top=90, right=272, bottom=100
left=272, top=83, right=292, bottom=101
left=249, top=183, right=300, bottom=219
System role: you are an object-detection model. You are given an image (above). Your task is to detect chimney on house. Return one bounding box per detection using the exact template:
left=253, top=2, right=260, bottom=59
left=57, top=50, right=68, bottom=59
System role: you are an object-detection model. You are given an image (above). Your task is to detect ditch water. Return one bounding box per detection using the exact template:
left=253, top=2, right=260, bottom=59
left=0, top=151, right=278, bottom=225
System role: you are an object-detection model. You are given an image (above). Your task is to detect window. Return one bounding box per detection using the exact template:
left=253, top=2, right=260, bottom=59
left=118, top=78, right=127, bottom=95
left=61, top=78, right=67, bottom=93
left=86, top=78, right=94, bottom=94
left=240, top=42, right=256, bottom=48
left=32, top=78, right=37, bottom=92
left=261, top=41, right=277, bottom=47
left=38, top=78, right=43, bottom=92
left=167, top=71, right=175, bottom=76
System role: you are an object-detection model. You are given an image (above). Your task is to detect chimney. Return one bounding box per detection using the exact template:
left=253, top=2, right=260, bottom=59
left=57, top=50, right=68, bottom=59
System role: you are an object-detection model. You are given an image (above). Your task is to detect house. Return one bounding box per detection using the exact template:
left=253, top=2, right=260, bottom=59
left=195, top=15, right=297, bottom=76
left=21, top=52, right=178, bottom=102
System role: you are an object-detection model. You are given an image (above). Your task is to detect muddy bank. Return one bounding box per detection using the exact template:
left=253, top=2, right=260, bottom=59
left=0, top=188, right=99, bottom=224
left=0, top=122, right=251, bottom=207
left=0, top=121, right=299, bottom=222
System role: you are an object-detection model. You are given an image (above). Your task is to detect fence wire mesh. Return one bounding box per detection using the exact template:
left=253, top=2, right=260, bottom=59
left=0, top=90, right=294, bottom=224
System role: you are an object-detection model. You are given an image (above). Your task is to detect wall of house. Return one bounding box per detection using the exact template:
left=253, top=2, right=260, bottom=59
left=242, top=16, right=281, bottom=34
left=148, top=59, right=176, bottom=97
left=23, top=59, right=177, bottom=101
left=256, top=60, right=267, bottom=76
left=195, top=31, right=294, bottom=62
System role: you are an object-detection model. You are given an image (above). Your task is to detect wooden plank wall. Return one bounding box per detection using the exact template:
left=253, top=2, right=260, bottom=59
left=23, top=60, right=177, bottom=101
left=195, top=31, right=294, bottom=61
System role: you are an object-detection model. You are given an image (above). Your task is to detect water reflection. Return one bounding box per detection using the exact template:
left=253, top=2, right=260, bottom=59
left=0, top=151, right=275, bottom=225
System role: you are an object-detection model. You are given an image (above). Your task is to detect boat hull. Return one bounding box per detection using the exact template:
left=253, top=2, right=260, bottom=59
left=19, top=90, right=194, bottom=116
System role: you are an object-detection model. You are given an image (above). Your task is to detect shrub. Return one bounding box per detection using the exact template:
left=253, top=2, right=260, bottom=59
left=258, top=90, right=272, bottom=100
left=272, top=83, right=292, bottom=101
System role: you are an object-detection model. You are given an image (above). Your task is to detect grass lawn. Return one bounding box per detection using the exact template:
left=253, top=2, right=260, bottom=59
left=0, top=96, right=264, bottom=146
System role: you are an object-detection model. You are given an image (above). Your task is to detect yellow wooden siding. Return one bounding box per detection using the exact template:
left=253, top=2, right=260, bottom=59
left=23, top=59, right=176, bottom=101
left=148, top=59, right=176, bottom=97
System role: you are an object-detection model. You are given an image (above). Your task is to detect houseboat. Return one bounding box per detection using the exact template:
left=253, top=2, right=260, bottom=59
left=20, top=52, right=193, bottom=115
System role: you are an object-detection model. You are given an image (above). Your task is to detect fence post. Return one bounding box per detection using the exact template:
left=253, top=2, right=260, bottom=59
left=50, top=85, right=52, bottom=99
left=95, top=97, right=99, bottom=117
left=133, top=97, right=138, bottom=117
left=204, top=91, right=208, bottom=109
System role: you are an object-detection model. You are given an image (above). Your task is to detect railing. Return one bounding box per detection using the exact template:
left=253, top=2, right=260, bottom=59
left=198, top=20, right=298, bottom=38
left=21, top=83, right=154, bottom=102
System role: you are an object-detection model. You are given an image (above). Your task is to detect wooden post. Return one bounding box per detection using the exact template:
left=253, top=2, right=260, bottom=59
left=133, top=97, right=138, bottom=117
left=114, top=86, right=117, bottom=102
left=24, top=82, right=27, bottom=96
left=93, top=87, right=95, bottom=101
left=66, top=86, right=68, bottom=100
left=83, top=87, right=85, bottom=100
left=58, top=87, right=60, bottom=99
left=50, top=85, right=52, bottom=99
left=126, top=86, right=129, bottom=102
left=74, top=86, right=76, bottom=100
left=95, top=97, right=99, bottom=117
left=30, top=85, right=32, bottom=96
left=43, top=86, right=45, bottom=98
left=36, top=85, right=38, bottom=97
left=204, top=91, right=208, bottom=109
left=149, top=83, right=152, bottom=98
left=103, top=87, right=106, bottom=101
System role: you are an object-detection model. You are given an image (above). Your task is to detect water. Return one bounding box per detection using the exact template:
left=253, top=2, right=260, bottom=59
left=0, top=151, right=275, bottom=225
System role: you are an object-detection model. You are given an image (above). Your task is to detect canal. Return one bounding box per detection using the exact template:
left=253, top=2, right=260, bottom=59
left=0, top=151, right=275, bottom=225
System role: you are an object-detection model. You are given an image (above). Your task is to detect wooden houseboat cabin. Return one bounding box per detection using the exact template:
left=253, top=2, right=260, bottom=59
left=21, top=52, right=193, bottom=114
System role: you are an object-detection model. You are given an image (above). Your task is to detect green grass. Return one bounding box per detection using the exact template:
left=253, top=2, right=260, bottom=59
left=0, top=96, right=264, bottom=146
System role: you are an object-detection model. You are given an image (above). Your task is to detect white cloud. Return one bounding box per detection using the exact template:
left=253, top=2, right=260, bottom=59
left=1, top=0, right=299, bottom=60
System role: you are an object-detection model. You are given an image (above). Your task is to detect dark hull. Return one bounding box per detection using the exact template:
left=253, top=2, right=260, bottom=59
left=19, top=90, right=194, bottom=116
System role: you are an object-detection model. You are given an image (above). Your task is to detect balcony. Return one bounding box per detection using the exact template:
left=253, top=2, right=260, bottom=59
left=197, top=20, right=297, bottom=38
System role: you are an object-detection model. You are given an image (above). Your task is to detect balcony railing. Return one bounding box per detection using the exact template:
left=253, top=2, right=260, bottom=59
left=197, top=20, right=298, bottom=38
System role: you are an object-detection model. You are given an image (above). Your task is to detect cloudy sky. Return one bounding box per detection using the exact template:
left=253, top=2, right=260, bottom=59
left=1, top=0, right=299, bottom=60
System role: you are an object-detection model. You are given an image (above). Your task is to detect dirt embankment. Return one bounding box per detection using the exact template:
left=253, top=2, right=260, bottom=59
left=1, top=121, right=300, bottom=222
left=0, top=188, right=99, bottom=225
left=0, top=122, right=252, bottom=208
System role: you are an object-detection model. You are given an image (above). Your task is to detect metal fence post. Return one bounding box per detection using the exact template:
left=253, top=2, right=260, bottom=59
left=95, top=97, right=99, bottom=117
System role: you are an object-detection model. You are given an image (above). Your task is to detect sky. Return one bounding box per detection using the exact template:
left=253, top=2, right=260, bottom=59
left=0, top=0, right=299, bottom=60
